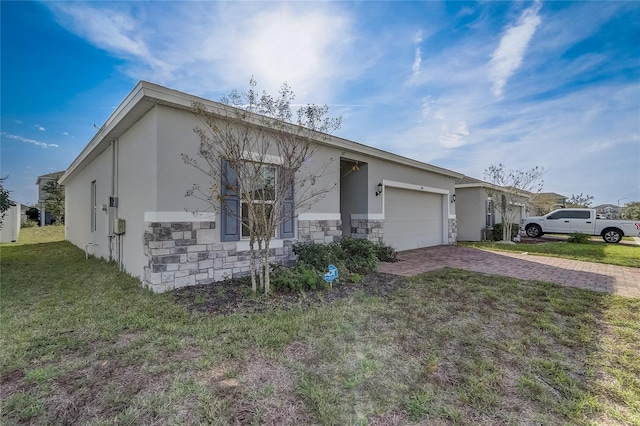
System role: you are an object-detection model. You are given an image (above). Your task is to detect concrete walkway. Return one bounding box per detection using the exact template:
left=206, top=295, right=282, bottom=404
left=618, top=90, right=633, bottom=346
left=379, top=246, right=640, bottom=298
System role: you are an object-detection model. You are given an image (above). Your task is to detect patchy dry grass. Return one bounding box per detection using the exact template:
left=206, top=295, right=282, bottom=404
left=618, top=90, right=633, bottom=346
left=1, top=228, right=639, bottom=425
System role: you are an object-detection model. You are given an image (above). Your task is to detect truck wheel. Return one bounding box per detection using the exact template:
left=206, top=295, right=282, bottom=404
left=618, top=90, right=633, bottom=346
left=525, top=224, right=543, bottom=238
left=602, top=228, right=622, bottom=243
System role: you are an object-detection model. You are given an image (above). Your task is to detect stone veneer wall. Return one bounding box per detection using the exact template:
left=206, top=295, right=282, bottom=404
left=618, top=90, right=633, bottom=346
left=141, top=217, right=453, bottom=292
left=297, top=219, right=342, bottom=244
left=448, top=218, right=457, bottom=245
left=142, top=221, right=293, bottom=293
left=350, top=219, right=384, bottom=244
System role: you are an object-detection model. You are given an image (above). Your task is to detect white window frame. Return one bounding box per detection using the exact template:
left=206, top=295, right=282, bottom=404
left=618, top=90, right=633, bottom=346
left=240, top=164, right=277, bottom=239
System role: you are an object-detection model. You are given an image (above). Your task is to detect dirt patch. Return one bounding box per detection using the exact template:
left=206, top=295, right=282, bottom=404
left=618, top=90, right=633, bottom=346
left=367, top=407, right=407, bottom=426
left=235, top=351, right=311, bottom=426
left=47, top=359, right=167, bottom=425
left=0, top=369, right=25, bottom=401
left=172, top=272, right=409, bottom=316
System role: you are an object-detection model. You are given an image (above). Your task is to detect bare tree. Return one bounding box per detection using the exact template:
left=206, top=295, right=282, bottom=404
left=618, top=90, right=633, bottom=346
left=565, top=193, right=594, bottom=208
left=484, top=164, right=545, bottom=241
left=182, top=78, right=341, bottom=294
left=42, top=180, right=65, bottom=223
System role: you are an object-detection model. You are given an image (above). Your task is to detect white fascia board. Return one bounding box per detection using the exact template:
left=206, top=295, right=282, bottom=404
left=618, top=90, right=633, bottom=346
left=351, top=213, right=384, bottom=220
left=455, top=183, right=489, bottom=189
left=144, top=211, right=216, bottom=222
left=297, top=213, right=341, bottom=221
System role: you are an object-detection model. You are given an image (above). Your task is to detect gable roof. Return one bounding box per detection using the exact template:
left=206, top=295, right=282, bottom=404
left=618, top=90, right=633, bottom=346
left=593, top=203, right=621, bottom=209
left=60, top=81, right=463, bottom=185
left=537, top=192, right=568, bottom=200
left=36, top=171, right=65, bottom=185
left=455, top=175, right=488, bottom=188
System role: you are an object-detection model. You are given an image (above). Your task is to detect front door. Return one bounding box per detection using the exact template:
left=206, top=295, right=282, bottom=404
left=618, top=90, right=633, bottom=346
left=545, top=210, right=571, bottom=233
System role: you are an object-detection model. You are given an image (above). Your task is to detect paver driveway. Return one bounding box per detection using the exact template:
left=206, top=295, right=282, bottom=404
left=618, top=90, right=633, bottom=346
left=379, top=245, right=640, bottom=298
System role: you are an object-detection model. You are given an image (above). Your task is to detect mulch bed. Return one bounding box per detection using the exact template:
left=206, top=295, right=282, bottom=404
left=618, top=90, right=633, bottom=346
left=172, top=272, right=408, bottom=316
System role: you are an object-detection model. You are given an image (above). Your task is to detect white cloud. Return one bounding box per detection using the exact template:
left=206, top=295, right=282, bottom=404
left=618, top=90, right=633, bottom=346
left=47, top=2, right=361, bottom=104
left=34, top=125, right=45, bottom=131
left=63, top=132, right=69, bottom=136
left=412, top=48, right=422, bottom=76
left=439, top=121, right=470, bottom=148
left=2, top=133, right=59, bottom=148
left=48, top=3, right=151, bottom=60
left=489, top=1, right=542, bottom=98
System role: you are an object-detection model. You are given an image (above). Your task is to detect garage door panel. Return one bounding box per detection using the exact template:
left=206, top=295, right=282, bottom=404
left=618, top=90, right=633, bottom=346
left=384, top=188, right=443, bottom=251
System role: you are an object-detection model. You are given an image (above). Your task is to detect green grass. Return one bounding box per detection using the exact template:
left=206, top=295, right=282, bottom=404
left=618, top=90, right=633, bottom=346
left=2, top=227, right=639, bottom=425
left=461, top=240, right=640, bottom=268
left=10, top=224, right=65, bottom=245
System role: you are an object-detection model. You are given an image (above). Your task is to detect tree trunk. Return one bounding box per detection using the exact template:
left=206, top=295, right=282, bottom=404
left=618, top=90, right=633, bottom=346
left=504, top=221, right=512, bottom=241
left=263, top=240, right=271, bottom=294
left=249, top=236, right=257, bottom=293
left=257, top=238, right=265, bottom=291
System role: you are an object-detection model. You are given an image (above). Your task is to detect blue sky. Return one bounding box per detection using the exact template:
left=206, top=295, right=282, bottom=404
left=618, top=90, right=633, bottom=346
left=1, top=1, right=639, bottom=207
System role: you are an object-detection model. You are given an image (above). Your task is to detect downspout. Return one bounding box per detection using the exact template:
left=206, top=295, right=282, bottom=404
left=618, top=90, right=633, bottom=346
left=114, top=138, right=122, bottom=270
left=108, top=140, right=115, bottom=260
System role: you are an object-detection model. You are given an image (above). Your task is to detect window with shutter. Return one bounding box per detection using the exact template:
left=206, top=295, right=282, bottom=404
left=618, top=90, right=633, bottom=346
left=221, top=159, right=240, bottom=241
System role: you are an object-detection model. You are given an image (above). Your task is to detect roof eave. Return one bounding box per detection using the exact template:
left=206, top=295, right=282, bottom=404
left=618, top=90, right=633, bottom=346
left=60, top=81, right=464, bottom=184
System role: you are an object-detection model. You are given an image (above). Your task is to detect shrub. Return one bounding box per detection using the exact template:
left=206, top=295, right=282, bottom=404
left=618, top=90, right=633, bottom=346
left=20, top=220, right=38, bottom=228
left=491, top=222, right=520, bottom=241
left=25, top=207, right=39, bottom=222
left=375, top=243, right=398, bottom=262
left=339, top=237, right=378, bottom=274
left=292, top=241, right=343, bottom=272
left=290, top=238, right=396, bottom=287
left=271, top=264, right=322, bottom=292
left=349, top=273, right=363, bottom=283
left=567, top=233, right=591, bottom=244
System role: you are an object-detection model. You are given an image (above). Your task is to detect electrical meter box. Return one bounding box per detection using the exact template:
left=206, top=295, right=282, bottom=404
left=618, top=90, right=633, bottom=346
left=113, top=218, right=126, bottom=235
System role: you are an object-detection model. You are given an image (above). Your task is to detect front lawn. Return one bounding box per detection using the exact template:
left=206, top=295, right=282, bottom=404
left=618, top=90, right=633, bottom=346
left=461, top=240, right=640, bottom=268
left=2, top=228, right=639, bottom=425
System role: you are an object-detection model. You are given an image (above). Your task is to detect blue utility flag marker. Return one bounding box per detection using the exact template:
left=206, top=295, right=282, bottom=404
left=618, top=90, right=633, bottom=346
left=323, top=264, right=338, bottom=283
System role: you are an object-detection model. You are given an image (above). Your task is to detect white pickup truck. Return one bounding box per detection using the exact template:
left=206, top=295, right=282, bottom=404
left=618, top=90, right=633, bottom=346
left=520, top=208, right=640, bottom=243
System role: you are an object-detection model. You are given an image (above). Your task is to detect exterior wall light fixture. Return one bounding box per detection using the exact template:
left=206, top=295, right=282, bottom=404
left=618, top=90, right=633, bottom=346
left=375, top=182, right=383, bottom=197
left=451, top=194, right=456, bottom=203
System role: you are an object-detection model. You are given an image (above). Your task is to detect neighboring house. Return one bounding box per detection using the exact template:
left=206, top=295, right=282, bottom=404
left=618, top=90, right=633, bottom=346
left=594, top=203, right=623, bottom=219
left=0, top=201, right=21, bottom=243
left=36, top=171, right=65, bottom=226
left=59, top=81, right=463, bottom=293
left=455, top=176, right=529, bottom=241
left=531, top=192, right=568, bottom=216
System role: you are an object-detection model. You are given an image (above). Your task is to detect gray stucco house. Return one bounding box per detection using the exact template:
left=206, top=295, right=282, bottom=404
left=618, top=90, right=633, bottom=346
left=455, top=176, right=529, bottom=241
left=60, top=81, right=463, bottom=292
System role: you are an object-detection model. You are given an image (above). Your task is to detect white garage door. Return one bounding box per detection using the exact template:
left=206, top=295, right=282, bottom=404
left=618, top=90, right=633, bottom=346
left=384, top=187, right=444, bottom=251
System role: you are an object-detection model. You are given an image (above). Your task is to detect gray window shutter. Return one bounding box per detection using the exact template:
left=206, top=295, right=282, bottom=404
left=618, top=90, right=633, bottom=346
left=280, top=173, right=295, bottom=238
left=221, top=159, right=240, bottom=241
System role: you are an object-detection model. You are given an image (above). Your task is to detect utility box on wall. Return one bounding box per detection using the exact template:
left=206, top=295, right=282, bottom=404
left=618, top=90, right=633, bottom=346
left=113, top=218, right=126, bottom=235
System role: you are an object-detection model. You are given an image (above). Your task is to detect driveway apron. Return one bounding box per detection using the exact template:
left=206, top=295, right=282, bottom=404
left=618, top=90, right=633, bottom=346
left=379, top=246, right=640, bottom=298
